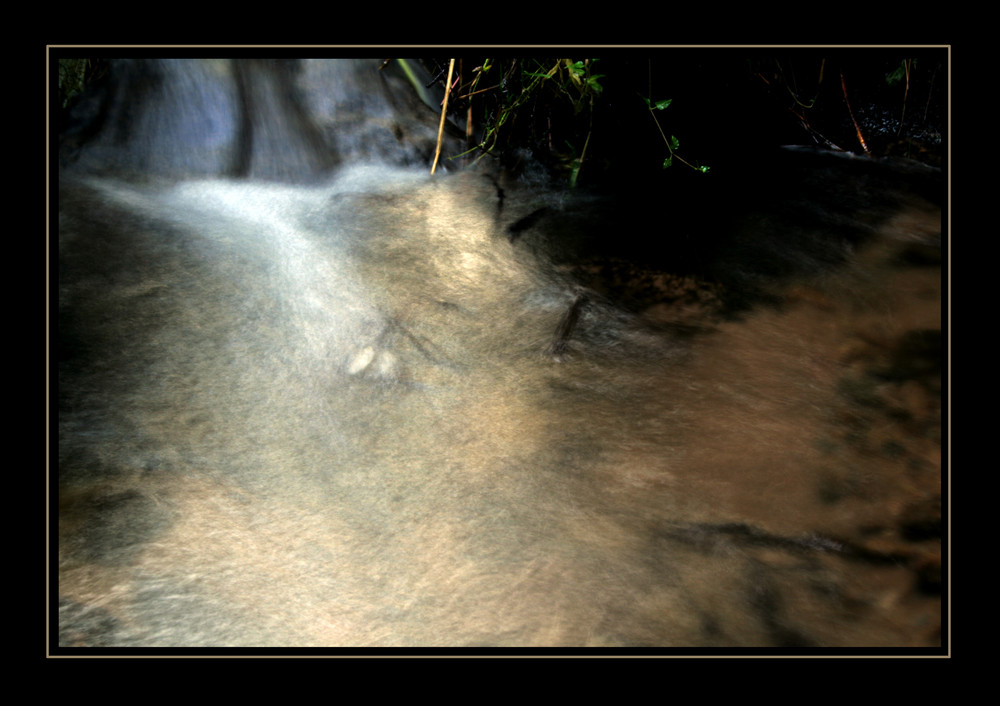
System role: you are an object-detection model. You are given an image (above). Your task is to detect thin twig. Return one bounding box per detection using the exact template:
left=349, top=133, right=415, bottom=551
left=897, top=59, right=911, bottom=137
left=840, top=70, right=870, bottom=156
left=431, top=58, right=455, bottom=175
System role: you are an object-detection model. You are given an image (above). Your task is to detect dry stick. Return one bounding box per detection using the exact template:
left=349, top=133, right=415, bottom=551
left=431, top=58, right=456, bottom=175
left=840, top=70, right=870, bottom=156
left=897, top=59, right=911, bottom=137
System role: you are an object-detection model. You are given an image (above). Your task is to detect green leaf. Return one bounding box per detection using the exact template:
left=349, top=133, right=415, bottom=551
left=654, top=99, right=673, bottom=111
left=886, top=60, right=915, bottom=86
left=669, top=135, right=680, bottom=150
left=662, top=156, right=673, bottom=169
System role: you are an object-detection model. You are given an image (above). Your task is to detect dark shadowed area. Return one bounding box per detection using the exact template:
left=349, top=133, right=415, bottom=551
left=53, top=55, right=945, bottom=651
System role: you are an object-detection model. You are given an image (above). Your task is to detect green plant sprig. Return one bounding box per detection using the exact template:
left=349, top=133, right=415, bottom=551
left=642, top=95, right=710, bottom=173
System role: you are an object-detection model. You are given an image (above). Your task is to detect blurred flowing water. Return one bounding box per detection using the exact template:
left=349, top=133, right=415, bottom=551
left=55, top=58, right=943, bottom=649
